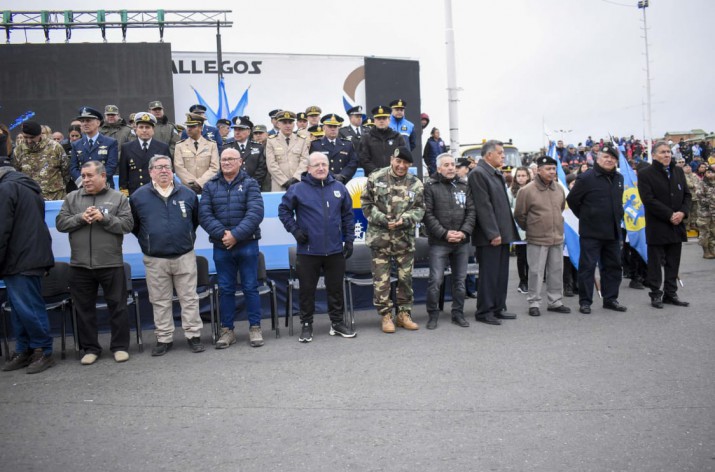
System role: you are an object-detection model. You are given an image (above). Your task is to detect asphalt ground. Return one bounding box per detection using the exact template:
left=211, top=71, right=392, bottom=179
left=1, top=240, right=713, bottom=472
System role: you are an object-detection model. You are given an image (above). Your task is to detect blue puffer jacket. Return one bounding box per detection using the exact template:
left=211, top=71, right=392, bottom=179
left=199, top=169, right=263, bottom=248
left=130, top=183, right=198, bottom=257
left=278, top=172, right=355, bottom=256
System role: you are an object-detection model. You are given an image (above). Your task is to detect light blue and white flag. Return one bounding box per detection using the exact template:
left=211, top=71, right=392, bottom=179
left=549, top=142, right=580, bottom=269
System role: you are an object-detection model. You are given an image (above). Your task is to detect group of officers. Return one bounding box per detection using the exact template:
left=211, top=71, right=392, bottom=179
left=0, top=98, right=695, bottom=373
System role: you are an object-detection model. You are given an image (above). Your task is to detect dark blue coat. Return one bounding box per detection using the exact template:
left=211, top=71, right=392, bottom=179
left=130, top=182, right=198, bottom=258
left=567, top=163, right=624, bottom=241
left=309, top=137, right=358, bottom=182
left=70, top=133, right=119, bottom=187
left=278, top=172, right=355, bottom=256
left=199, top=169, right=263, bottom=248
left=119, top=138, right=171, bottom=195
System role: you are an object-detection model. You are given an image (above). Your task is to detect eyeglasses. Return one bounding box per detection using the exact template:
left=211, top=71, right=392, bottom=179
left=151, top=165, right=172, bottom=170
left=220, top=157, right=240, bottom=163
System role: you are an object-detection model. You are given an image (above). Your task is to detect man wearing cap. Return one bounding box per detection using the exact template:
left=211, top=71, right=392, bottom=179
left=514, top=155, right=571, bottom=317
left=148, top=100, right=180, bottom=158
left=265, top=110, right=310, bottom=191
left=310, top=113, right=358, bottom=183
left=216, top=118, right=232, bottom=146
left=56, top=160, right=134, bottom=365
left=637, top=141, right=691, bottom=309
left=130, top=155, right=205, bottom=356
left=100, top=105, right=133, bottom=155
left=227, top=116, right=267, bottom=189
left=118, top=112, right=171, bottom=196
left=339, top=106, right=368, bottom=154
left=70, top=106, right=119, bottom=189
left=12, top=121, right=70, bottom=200
left=252, top=124, right=269, bottom=146
left=307, top=125, right=324, bottom=141
left=174, top=114, right=220, bottom=194
left=0, top=156, right=56, bottom=374
left=305, top=106, right=322, bottom=127
left=362, top=146, right=425, bottom=333
left=296, top=112, right=309, bottom=131
left=468, top=140, right=521, bottom=325
left=179, top=104, right=221, bottom=152
left=359, top=105, right=406, bottom=177
left=564, top=144, right=583, bottom=170
left=388, top=99, right=417, bottom=151
left=567, top=143, right=627, bottom=314
left=268, top=109, right=281, bottom=136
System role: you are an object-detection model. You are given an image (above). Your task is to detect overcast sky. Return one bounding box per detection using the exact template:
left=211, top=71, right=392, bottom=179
left=11, top=0, right=713, bottom=151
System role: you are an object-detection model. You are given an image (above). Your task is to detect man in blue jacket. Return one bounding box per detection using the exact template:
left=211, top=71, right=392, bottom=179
left=130, top=155, right=205, bottom=356
left=278, top=152, right=356, bottom=343
left=199, top=148, right=265, bottom=349
left=70, top=106, right=119, bottom=188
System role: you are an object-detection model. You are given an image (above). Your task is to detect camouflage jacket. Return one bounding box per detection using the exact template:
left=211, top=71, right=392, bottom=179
left=13, top=136, right=69, bottom=200
left=361, top=166, right=425, bottom=252
left=696, top=178, right=715, bottom=218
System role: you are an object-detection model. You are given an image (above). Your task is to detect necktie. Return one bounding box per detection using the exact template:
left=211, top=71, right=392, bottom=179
left=286, top=136, right=290, bottom=147
left=664, top=166, right=671, bottom=179
left=330, top=140, right=335, bottom=146
left=356, top=128, right=361, bottom=138
left=194, top=141, right=199, bottom=151
left=142, top=141, right=148, bottom=152
left=88, top=139, right=94, bottom=148
left=240, top=144, right=245, bottom=152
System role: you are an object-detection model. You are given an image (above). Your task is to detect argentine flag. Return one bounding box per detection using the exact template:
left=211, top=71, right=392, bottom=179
left=549, top=143, right=581, bottom=269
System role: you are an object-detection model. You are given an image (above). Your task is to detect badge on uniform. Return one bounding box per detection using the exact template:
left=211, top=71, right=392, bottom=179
left=178, top=200, right=187, bottom=218
left=407, top=191, right=415, bottom=201
left=401, top=126, right=407, bottom=131
left=333, top=190, right=341, bottom=198
left=388, top=140, right=393, bottom=145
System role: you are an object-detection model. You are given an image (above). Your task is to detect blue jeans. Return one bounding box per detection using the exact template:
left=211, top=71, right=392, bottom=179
left=213, top=240, right=261, bottom=328
left=4, top=274, right=53, bottom=355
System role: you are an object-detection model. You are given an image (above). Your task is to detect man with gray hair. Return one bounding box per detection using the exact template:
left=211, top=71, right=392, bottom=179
left=56, top=160, right=134, bottom=365
left=423, top=153, right=476, bottom=329
left=130, top=155, right=205, bottom=356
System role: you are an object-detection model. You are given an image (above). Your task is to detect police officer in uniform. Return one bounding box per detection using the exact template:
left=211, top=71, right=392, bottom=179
left=389, top=99, right=417, bottom=151
left=268, top=109, right=281, bottom=136
left=227, top=116, right=267, bottom=189
left=296, top=112, right=309, bottom=131
left=265, top=110, right=310, bottom=191
left=148, top=100, right=180, bottom=158
left=70, top=106, right=119, bottom=188
left=339, top=105, right=368, bottom=155
left=118, top=112, right=171, bottom=196
left=310, top=113, right=358, bottom=183
left=216, top=118, right=232, bottom=146
left=305, top=106, right=322, bottom=127
left=308, top=125, right=325, bottom=141
left=174, top=114, right=220, bottom=194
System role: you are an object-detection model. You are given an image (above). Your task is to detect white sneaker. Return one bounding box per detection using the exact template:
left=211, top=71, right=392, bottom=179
left=80, top=353, right=98, bottom=365
left=113, top=351, right=129, bottom=363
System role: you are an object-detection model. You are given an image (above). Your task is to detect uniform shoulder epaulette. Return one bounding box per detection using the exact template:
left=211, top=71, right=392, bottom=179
left=296, top=129, right=309, bottom=139
left=268, top=134, right=278, bottom=139
left=176, top=138, right=187, bottom=144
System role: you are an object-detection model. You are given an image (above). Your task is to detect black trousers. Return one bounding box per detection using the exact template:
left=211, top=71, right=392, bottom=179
left=646, top=243, right=682, bottom=298
left=475, top=244, right=510, bottom=317
left=70, top=266, right=129, bottom=354
left=296, top=253, right=345, bottom=324
left=577, top=238, right=622, bottom=306
left=515, top=244, right=528, bottom=285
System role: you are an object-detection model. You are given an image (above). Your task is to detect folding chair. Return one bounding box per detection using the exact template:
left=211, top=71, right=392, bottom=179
left=235, top=251, right=279, bottom=338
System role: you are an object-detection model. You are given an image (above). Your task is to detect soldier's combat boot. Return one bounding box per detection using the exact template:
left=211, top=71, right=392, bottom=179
left=396, top=311, right=419, bottom=330
left=381, top=314, right=396, bottom=333
left=703, top=247, right=715, bottom=259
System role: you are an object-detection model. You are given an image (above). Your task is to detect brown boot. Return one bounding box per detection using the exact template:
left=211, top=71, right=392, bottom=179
left=704, top=248, right=715, bottom=259
left=396, top=311, right=419, bottom=330
left=382, top=314, right=396, bottom=333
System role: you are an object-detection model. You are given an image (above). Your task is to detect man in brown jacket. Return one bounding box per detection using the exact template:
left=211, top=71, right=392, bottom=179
left=514, top=155, right=571, bottom=317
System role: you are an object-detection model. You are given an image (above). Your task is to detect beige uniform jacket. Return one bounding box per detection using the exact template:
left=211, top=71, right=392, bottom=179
left=173, top=135, right=219, bottom=188
left=265, top=131, right=310, bottom=191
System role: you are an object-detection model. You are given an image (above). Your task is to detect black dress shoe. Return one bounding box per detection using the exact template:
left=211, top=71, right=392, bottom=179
left=579, top=305, right=591, bottom=314
left=547, top=305, right=572, bottom=313
left=495, top=311, right=517, bottom=320
left=629, top=279, right=645, bottom=290
left=651, top=296, right=664, bottom=309
left=187, top=337, right=205, bottom=353
left=603, top=300, right=628, bottom=312
left=663, top=295, right=689, bottom=307
left=475, top=314, right=501, bottom=325
left=528, top=307, right=541, bottom=317
left=451, top=315, right=470, bottom=327
left=466, top=291, right=477, bottom=299
left=151, top=342, right=173, bottom=357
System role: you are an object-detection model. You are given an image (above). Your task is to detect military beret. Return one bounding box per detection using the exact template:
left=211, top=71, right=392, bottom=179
left=305, top=106, right=322, bottom=116
left=456, top=158, right=470, bottom=168
left=346, top=105, right=363, bottom=115
left=371, top=106, right=391, bottom=118
left=104, top=104, right=119, bottom=115
left=276, top=110, right=296, bottom=122
left=389, top=99, right=407, bottom=109
left=296, top=112, right=308, bottom=121
left=363, top=117, right=375, bottom=127
left=308, top=124, right=325, bottom=137
left=600, top=144, right=619, bottom=159
left=536, top=155, right=558, bottom=167
left=76, top=106, right=103, bottom=121
left=393, top=146, right=413, bottom=163
left=269, top=109, right=281, bottom=119
left=253, top=124, right=268, bottom=133
left=189, top=104, right=207, bottom=113
left=320, top=114, right=344, bottom=126
left=21, top=121, right=42, bottom=137
left=148, top=100, right=163, bottom=109
left=133, top=112, right=157, bottom=126
left=216, top=118, right=232, bottom=127
left=231, top=116, right=254, bottom=130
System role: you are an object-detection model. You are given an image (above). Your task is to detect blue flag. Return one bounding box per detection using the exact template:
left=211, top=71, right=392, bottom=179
left=614, top=139, right=648, bottom=262
left=549, top=143, right=580, bottom=269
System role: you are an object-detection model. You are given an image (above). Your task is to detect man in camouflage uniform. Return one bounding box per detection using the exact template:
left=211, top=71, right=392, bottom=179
left=361, top=146, right=425, bottom=333
left=13, top=121, right=69, bottom=200
left=696, top=165, right=715, bottom=259
left=100, top=105, right=133, bottom=155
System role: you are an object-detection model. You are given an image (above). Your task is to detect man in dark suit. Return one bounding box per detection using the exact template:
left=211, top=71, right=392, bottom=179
left=70, top=106, right=119, bottom=188
left=468, top=140, right=520, bottom=325
left=339, top=105, right=368, bottom=155
left=118, top=112, right=171, bottom=196
left=310, top=113, right=358, bottom=183
left=637, top=141, right=692, bottom=309
left=227, top=116, right=267, bottom=189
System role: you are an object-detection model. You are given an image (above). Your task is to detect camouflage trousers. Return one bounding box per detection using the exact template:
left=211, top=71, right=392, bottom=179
left=370, top=249, right=415, bottom=316
left=697, top=217, right=715, bottom=251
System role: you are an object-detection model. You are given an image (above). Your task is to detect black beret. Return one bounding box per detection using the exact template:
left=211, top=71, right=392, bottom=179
left=600, top=144, right=619, bottom=159
left=22, top=121, right=42, bottom=137
left=392, top=146, right=413, bottom=163
left=536, top=155, right=558, bottom=167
